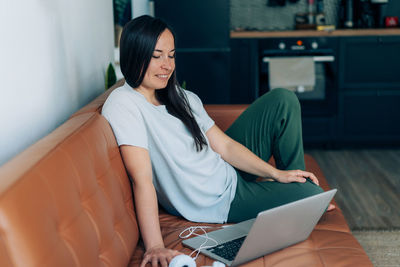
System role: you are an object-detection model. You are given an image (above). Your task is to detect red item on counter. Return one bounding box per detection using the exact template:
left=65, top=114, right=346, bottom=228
left=385, top=16, right=399, bottom=27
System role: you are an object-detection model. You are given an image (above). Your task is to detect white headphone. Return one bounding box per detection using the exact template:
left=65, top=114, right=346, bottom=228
left=169, top=254, right=225, bottom=267
left=168, top=226, right=225, bottom=267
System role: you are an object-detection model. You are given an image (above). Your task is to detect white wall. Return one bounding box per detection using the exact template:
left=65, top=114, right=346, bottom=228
left=0, top=0, right=114, bottom=166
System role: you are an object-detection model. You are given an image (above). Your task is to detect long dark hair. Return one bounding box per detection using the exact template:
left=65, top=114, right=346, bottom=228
left=120, top=15, right=207, bottom=151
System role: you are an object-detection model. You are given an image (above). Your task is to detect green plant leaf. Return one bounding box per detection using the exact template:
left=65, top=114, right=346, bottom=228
left=105, top=63, right=117, bottom=90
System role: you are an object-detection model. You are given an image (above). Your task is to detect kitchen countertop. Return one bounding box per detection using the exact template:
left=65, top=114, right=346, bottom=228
left=231, top=28, right=400, bottom=38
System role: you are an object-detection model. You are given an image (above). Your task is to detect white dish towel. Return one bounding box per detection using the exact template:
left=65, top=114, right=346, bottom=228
left=268, top=57, right=315, bottom=93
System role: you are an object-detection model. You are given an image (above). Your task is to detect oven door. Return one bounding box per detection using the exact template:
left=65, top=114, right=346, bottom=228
left=260, top=54, right=337, bottom=117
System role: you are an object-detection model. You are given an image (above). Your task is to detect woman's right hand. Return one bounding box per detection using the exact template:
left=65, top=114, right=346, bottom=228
left=140, top=245, right=183, bottom=267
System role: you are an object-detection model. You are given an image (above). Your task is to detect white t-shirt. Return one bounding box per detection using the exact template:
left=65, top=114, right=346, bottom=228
left=101, top=83, right=237, bottom=223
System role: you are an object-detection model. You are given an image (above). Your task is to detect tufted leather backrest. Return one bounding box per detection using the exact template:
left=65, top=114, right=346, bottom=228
left=0, top=113, right=139, bottom=267
left=205, top=105, right=248, bottom=131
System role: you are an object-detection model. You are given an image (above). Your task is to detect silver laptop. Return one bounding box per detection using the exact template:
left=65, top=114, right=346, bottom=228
left=183, top=189, right=337, bottom=266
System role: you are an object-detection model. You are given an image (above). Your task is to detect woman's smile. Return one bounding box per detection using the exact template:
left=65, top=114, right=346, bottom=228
left=156, top=74, right=170, bottom=80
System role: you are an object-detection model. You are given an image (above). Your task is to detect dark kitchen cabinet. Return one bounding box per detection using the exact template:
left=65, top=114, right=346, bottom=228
left=154, top=0, right=231, bottom=104
left=175, top=50, right=231, bottom=104
left=230, top=39, right=259, bottom=104
left=338, top=36, right=400, bottom=144
left=301, top=117, right=336, bottom=145
left=154, top=0, right=229, bottom=49
left=341, top=91, right=400, bottom=137
left=338, top=36, right=400, bottom=89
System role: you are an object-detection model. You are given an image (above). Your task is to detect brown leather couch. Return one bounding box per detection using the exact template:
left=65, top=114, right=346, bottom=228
left=0, top=80, right=372, bottom=266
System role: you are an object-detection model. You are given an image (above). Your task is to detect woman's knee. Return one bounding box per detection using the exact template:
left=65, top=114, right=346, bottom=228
left=261, top=88, right=301, bottom=112
left=300, top=180, right=324, bottom=197
left=273, top=88, right=300, bottom=107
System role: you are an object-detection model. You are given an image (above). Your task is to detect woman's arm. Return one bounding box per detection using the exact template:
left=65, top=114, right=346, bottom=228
left=206, top=125, right=319, bottom=185
left=120, top=145, right=181, bottom=267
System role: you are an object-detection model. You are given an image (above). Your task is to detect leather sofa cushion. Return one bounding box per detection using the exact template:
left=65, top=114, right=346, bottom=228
left=0, top=113, right=139, bottom=267
left=130, top=223, right=371, bottom=267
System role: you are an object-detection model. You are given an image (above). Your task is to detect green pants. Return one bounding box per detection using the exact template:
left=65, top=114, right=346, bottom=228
left=226, top=88, right=323, bottom=223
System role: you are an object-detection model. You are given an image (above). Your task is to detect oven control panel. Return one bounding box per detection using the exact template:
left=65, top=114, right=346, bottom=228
left=260, top=37, right=334, bottom=56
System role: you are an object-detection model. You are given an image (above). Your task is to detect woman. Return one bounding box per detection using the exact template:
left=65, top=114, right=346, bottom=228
left=102, top=15, right=333, bottom=267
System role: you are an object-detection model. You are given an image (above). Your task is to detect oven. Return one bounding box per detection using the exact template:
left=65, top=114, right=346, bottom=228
left=259, top=37, right=339, bottom=117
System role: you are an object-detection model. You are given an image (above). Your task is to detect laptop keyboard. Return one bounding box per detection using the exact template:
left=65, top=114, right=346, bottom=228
left=206, top=236, right=246, bottom=261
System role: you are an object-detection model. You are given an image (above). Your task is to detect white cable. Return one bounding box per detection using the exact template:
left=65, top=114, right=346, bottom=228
left=179, top=226, right=220, bottom=260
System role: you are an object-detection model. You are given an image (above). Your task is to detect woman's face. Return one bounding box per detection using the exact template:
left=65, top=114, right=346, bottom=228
left=139, top=29, right=175, bottom=91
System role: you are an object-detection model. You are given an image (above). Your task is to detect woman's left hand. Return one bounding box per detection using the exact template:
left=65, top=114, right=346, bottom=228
left=272, top=170, right=337, bottom=211
left=272, top=169, right=319, bottom=185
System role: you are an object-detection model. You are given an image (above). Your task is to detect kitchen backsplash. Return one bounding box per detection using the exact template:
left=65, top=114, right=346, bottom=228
left=231, top=0, right=340, bottom=31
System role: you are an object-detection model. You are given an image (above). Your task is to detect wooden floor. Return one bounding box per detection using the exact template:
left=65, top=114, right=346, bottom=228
left=305, top=148, right=400, bottom=230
